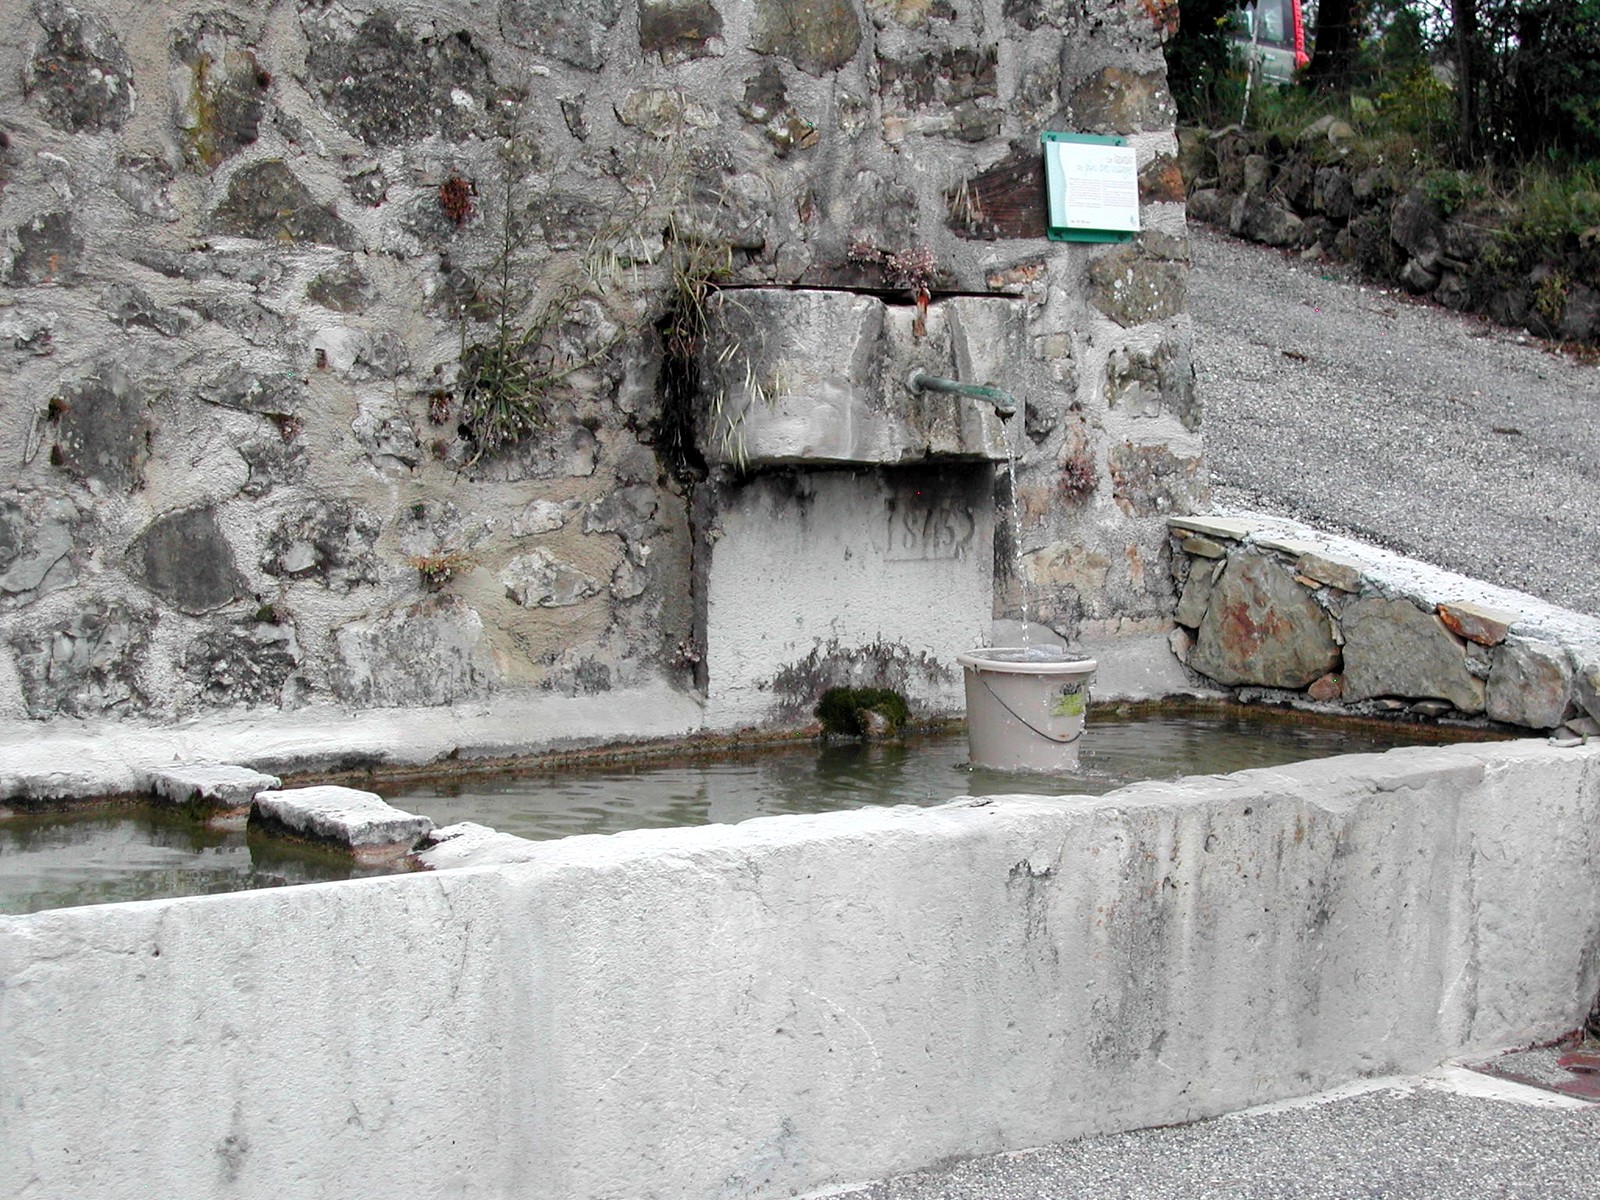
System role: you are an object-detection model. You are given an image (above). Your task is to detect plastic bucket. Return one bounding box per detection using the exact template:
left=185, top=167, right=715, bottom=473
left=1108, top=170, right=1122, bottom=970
left=956, top=647, right=1098, bottom=772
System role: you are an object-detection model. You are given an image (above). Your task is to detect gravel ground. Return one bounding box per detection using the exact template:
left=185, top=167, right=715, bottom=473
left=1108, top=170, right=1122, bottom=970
left=823, top=1081, right=1600, bottom=1199
left=1188, top=224, right=1600, bottom=617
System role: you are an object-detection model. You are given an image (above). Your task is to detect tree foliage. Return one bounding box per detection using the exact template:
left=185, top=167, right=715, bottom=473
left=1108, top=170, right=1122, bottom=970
left=1165, top=0, right=1600, bottom=165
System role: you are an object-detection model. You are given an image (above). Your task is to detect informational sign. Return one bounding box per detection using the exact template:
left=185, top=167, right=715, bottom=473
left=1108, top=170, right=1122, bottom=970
left=1042, top=132, right=1140, bottom=243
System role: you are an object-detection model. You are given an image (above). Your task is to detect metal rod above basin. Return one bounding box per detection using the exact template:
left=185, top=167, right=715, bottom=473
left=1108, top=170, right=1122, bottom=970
left=905, top=370, right=1018, bottom=418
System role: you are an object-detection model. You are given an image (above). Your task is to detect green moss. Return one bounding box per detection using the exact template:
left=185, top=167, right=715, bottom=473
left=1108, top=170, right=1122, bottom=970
left=814, top=687, right=910, bottom=738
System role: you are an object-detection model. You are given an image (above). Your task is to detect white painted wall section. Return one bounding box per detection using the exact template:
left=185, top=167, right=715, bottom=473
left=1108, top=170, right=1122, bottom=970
left=704, top=468, right=994, bottom=728
left=3, top=741, right=1598, bottom=1199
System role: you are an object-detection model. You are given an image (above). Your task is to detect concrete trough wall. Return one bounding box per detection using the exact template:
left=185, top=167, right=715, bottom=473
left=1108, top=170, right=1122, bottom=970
left=4, top=741, right=1599, bottom=1198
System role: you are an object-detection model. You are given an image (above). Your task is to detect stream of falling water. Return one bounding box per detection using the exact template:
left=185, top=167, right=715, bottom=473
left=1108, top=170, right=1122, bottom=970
left=1000, top=419, right=1032, bottom=650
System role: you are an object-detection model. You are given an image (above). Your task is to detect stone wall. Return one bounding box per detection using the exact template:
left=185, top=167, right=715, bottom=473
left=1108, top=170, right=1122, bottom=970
left=5, top=740, right=1599, bottom=1197
left=0, top=0, right=1198, bottom=739
left=1185, top=120, right=1600, bottom=345
left=1169, top=514, right=1600, bottom=736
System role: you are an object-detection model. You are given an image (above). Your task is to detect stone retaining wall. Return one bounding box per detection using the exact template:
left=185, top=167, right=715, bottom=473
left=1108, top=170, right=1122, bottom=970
left=1184, top=120, right=1600, bottom=345
left=1169, top=514, right=1600, bottom=736
left=0, top=1, right=1197, bottom=740
left=4, top=739, right=1598, bottom=1197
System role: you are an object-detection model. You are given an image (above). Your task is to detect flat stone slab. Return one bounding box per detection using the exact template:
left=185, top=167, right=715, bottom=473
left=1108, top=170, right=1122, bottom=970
left=1438, top=600, right=1521, bottom=646
left=149, top=763, right=282, bottom=812
left=1295, top=551, right=1365, bottom=593
left=252, top=786, right=433, bottom=858
left=1252, top=534, right=1322, bottom=558
left=415, top=822, right=544, bottom=869
left=1167, top=515, right=1256, bottom=541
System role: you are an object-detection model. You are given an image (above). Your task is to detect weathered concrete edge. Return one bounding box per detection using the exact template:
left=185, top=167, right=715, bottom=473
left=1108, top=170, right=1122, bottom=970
left=0, top=636, right=1205, bottom=805
left=3, top=740, right=1597, bottom=1199
left=0, top=679, right=707, bottom=802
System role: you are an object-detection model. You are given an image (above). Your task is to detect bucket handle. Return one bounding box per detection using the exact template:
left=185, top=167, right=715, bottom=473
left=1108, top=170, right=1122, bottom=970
left=974, top=672, right=1087, bottom=745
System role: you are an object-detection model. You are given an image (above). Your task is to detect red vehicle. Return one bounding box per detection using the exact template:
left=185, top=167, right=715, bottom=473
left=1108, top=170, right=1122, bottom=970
left=1231, top=0, right=1312, bottom=83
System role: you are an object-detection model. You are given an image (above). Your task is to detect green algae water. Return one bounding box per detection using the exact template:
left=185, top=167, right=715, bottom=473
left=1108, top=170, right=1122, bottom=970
left=1, top=711, right=1495, bottom=914
left=380, top=711, right=1491, bottom=842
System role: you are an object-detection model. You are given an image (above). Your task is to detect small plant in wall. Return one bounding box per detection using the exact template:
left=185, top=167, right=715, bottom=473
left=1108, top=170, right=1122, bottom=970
left=847, top=239, right=939, bottom=335
left=446, top=139, right=638, bottom=467
left=655, top=214, right=757, bottom=477
left=408, top=551, right=473, bottom=591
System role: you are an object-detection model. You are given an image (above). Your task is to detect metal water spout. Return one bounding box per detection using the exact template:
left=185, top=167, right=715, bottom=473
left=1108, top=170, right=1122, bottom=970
left=905, top=369, right=1017, bottom=418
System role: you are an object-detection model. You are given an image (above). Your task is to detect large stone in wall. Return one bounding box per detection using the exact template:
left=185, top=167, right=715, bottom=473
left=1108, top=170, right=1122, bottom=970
left=1088, top=245, right=1187, bottom=327
left=1485, top=638, right=1573, bottom=730
left=8, top=211, right=83, bottom=286
left=12, top=602, right=154, bottom=717
left=1231, top=196, right=1303, bottom=248
left=752, top=0, right=862, bottom=76
left=396, top=500, right=496, bottom=559
left=0, top=492, right=78, bottom=603
left=171, top=14, right=270, bottom=169
left=25, top=0, right=134, bottom=133
left=114, top=154, right=179, bottom=222
left=261, top=500, right=380, bottom=591
left=1173, top=557, right=1218, bottom=628
left=500, top=0, right=622, bottom=71
left=331, top=596, right=496, bottom=707
left=305, top=11, right=496, bottom=141
left=878, top=45, right=997, bottom=110
left=182, top=612, right=301, bottom=709
left=306, top=259, right=376, bottom=313
left=1066, top=68, right=1175, bottom=135
left=1139, top=155, right=1186, bottom=206
left=103, top=284, right=194, bottom=338
left=1108, top=440, right=1204, bottom=517
left=1342, top=597, right=1485, bottom=713
left=237, top=436, right=307, bottom=499
left=1106, top=340, right=1199, bottom=431
left=739, top=65, right=815, bottom=156
left=638, top=0, right=724, bottom=62
left=841, top=168, right=916, bottom=248
left=1390, top=186, right=1445, bottom=273
left=877, top=42, right=1000, bottom=141
left=584, top=485, right=660, bottom=542
left=352, top=401, right=422, bottom=472
left=866, top=0, right=955, bottom=26
left=198, top=365, right=303, bottom=416
left=501, top=549, right=601, bottom=609
left=464, top=421, right=600, bottom=483
left=616, top=88, right=720, bottom=137
left=50, top=365, right=150, bottom=494
left=210, top=161, right=357, bottom=249
left=1187, top=553, right=1340, bottom=689
left=127, top=505, right=246, bottom=615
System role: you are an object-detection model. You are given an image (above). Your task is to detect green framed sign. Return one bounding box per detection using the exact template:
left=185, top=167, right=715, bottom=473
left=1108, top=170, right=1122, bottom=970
left=1042, top=131, right=1140, bottom=243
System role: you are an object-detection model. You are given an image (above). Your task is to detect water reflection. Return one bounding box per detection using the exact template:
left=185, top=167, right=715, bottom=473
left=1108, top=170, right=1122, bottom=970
left=386, top=713, right=1479, bottom=841
left=0, top=712, right=1490, bottom=914
left=0, top=808, right=382, bottom=916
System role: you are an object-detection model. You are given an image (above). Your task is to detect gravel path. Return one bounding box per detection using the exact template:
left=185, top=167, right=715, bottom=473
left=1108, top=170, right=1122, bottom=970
left=1188, top=224, right=1600, bottom=617
left=824, top=1077, right=1600, bottom=1199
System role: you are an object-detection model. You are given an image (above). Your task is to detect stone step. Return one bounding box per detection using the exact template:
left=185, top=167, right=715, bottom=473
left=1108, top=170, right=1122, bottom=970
left=148, top=763, right=282, bottom=814
left=251, top=786, right=433, bottom=860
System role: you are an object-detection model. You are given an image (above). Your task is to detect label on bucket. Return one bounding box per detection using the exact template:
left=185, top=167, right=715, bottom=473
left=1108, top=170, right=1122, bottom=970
left=1051, top=688, right=1085, bottom=718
